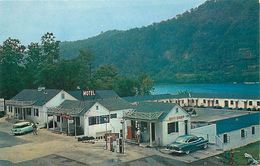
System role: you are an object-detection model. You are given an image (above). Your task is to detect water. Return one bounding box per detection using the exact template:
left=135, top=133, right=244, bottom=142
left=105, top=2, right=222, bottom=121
left=152, top=83, right=260, bottom=96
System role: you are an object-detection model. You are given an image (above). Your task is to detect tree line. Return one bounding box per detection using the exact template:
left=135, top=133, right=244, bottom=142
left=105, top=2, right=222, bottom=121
left=0, top=33, right=154, bottom=99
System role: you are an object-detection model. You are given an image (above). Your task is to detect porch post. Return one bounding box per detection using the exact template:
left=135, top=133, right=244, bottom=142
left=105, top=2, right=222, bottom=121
left=60, top=116, right=62, bottom=132
left=149, top=122, right=152, bottom=147
left=52, top=115, right=55, bottom=130
left=47, top=113, right=49, bottom=129
left=67, top=119, right=70, bottom=136
left=74, top=117, right=77, bottom=138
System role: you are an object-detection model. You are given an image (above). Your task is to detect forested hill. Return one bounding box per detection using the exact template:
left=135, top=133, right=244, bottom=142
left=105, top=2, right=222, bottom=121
left=60, top=0, right=259, bottom=83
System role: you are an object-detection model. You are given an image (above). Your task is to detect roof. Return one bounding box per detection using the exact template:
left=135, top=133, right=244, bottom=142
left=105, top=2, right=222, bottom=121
left=216, top=112, right=260, bottom=134
left=68, top=90, right=119, bottom=101
left=10, top=89, right=61, bottom=106
left=123, top=92, right=260, bottom=103
left=124, top=102, right=177, bottom=121
left=48, top=100, right=96, bottom=116
left=97, top=98, right=133, bottom=111
left=191, top=108, right=258, bottom=123
left=48, top=98, right=132, bottom=116
left=123, top=94, right=174, bottom=103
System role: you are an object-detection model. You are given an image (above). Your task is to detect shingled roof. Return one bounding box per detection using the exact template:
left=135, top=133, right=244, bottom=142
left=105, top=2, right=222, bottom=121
left=124, top=102, right=177, bottom=121
left=10, top=89, right=61, bottom=106
left=48, top=98, right=133, bottom=116
left=68, top=90, right=119, bottom=101
left=97, top=98, right=133, bottom=111
left=49, top=100, right=96, bottom=116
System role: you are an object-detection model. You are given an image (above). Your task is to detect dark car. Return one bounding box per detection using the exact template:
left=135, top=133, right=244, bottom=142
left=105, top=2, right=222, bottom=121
left=166, top=135, right=208, bottom=155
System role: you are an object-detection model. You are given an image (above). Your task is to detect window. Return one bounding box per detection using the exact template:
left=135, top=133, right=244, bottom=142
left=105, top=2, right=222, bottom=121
left=89, top=115, right=109, bottom=125
left=216, top=100, right=219, bottom=104
left=57, top=116, right=60, bottom=122
left=26, top=108, right=31, bottom=115
left=61, top=93, right=65, bottom=99
left=241, top=129, right=245, bottom=138
left=34, top=108, right=39, bottom=117
left=100, top=115, right=109, bottom=124
left=230, top=100, right=234, bottom=105
left=96, top=105, right=99, bottom=110
left=252, top=126, right=255, bottom=135
left=223, top=134, right=228, bottom=143
left=203, top=99, right=206, bottom=103
left=249, top=101, right=252, bottom=106
left=176, top=108, right=178, bottom=113
left=188, top=137, right=197, bottom=143
left=89, top=116, right=97, bottom=125
left=110, top=113, right=117, bottom=119
left=257, top=101, right=260, bottom=106
left=167, top=122, right=179, bottom=134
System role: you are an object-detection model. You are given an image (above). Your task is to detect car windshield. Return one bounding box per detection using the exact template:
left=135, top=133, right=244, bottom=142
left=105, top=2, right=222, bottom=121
left=175, top=137, right=189, bottom=143
left=13, top=123, right=30, bottom=129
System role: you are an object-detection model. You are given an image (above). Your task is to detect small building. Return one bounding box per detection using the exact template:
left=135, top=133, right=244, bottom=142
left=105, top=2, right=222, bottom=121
left=47, top=98, right=133, bottom=138
left=190, top=108, right=260, bottom=151
left=5, top=88, right=76, bottom=127
left=124, top=102, right=190, bottom=146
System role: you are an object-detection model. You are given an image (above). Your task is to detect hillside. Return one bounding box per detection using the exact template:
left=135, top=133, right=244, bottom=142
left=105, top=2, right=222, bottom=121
left=60, top=0, right=259, bottom=83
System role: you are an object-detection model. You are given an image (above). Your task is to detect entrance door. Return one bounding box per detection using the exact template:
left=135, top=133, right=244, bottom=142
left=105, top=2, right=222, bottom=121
left=151, top=123, right=155, bottom=141
left=224, top=100, right=229, bottom=107
left=184, top=120, right=188, bottom=135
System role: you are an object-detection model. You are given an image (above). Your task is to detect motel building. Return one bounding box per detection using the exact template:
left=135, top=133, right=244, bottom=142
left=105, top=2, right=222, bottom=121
left=47, top=98, right=133, bottom=138
left=123, top=102, right=191, bottom=146
left=124, top=93, right=260, bottom=110
left=190, top=108, right=260, bottom=151
left=5, top=88, right=77, bottom=127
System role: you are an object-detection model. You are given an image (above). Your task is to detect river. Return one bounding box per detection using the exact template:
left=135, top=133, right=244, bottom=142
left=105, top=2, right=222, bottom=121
left=152, top=83, right=260, bottom=96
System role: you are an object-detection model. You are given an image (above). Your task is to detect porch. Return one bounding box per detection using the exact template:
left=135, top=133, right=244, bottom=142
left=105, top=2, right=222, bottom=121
left=123, top=111, right=164, bottom=147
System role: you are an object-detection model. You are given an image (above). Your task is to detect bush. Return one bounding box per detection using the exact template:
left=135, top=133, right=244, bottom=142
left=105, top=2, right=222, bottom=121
left=0, top=111, right=5, bottom=118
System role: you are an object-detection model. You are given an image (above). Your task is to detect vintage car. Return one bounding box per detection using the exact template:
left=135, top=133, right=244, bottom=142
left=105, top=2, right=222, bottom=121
left=11, top=121, right=34, bottom=135
left=166, top=135, right=208, bottom=154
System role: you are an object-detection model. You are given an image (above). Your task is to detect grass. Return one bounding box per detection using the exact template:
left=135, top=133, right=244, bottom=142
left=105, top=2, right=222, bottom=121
left=217, top=141, right=260, bottom=165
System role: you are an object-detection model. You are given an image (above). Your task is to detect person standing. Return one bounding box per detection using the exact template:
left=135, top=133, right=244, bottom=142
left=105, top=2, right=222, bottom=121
left=32, top=123, right=38, bottom=135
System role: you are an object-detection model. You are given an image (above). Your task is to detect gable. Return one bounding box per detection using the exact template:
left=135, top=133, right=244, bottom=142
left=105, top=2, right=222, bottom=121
left=163, top=105, right=190, bottom=122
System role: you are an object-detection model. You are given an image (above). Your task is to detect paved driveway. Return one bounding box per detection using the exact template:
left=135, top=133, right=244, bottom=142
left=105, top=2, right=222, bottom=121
left=0, top=117, right=29, bottom=148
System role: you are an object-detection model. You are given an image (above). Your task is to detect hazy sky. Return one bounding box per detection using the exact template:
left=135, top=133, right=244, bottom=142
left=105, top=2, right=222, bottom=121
left=0, top=0, right=206, bottom=44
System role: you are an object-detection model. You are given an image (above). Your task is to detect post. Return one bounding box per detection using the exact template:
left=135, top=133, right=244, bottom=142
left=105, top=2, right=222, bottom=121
left=68, top=118, right=70, bottom=136
left=60, top=116, right=62, bottom=132
left=74, top=117, right=77, bottom=138
left=149, top=122, right=152, bottom=147
left=105, top=117, right=108, bottom=149
left=122, top=119, right=125, bottom=154
left=47, top=114, right=49, bottom=129
left=52, top=115, right=55, bottom=130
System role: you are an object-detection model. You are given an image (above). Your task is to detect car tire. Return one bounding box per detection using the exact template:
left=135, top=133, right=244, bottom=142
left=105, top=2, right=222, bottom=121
left=185, top=151, right=190, bottom=155
left=203, top=144, right=208, bottom=149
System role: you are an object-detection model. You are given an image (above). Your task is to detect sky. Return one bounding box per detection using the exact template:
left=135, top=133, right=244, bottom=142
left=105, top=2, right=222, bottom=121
left=0, top=0, right=206, bottom=44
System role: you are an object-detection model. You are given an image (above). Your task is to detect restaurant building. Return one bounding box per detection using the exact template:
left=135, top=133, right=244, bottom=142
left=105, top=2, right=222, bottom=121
left=124, top=102, right=190, bottom=146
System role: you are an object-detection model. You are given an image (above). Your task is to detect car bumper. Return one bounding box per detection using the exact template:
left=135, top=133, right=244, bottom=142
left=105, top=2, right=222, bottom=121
left=165, top=149, right=184, bottom=154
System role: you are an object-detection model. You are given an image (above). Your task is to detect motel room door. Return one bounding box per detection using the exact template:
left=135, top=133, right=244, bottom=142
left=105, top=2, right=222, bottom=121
left=151, top=123, right=155, bottom=141
left=184, top=120, right=188, bottom=135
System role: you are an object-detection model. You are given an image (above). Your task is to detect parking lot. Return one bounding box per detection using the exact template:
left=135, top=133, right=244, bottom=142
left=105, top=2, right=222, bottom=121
left=0, top=117, right=224, bottom=166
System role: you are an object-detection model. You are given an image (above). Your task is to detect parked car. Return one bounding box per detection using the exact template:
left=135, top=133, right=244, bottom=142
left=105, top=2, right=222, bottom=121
left=166, top=135, right=208, bottom=155
left=11, top=121, right=34, bottom=135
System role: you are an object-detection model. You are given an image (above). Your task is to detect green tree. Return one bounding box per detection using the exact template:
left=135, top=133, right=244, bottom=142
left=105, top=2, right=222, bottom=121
left=0, top=38, right=26, bottom=98
left=93, top=64, right=118, bottom=89
left=136, top=74, right=154, bottom=96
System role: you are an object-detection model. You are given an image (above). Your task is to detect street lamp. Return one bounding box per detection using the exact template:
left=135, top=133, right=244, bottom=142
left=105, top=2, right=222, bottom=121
left=120, top=119, right=125, bottom=154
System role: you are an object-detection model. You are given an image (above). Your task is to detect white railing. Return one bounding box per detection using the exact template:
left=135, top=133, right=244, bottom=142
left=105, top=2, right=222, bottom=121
left=215, top=135, right=224, bottom=150
left=5, top=100, right=34, bottom=106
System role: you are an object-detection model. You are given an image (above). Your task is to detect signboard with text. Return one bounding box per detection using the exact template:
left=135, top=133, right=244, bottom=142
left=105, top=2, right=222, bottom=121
left=83, top=90, right=96, bottom=96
